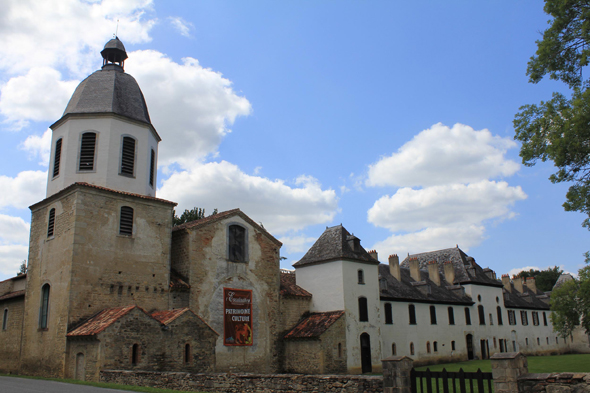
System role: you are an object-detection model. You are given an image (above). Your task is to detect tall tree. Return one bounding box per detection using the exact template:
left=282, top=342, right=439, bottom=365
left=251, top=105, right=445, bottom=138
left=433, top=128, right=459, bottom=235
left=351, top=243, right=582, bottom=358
left=514, top=0, right=590, bottom=229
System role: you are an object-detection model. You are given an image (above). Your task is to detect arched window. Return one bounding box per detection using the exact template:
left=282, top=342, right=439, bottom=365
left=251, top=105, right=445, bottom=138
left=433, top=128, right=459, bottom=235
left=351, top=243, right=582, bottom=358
left=497, top=306, right=503, bottom=325
left=448, top=307, right=455, bottom=325
left=433, top=341, right=438, bottom=352
left=357, top=269, right=364, bottom=284
left=184, top=343, right=191, bottom=364
left=39, top=284, right=50, bottom=329
left=426, top=341, right=431, bottom=353
left=119, top=206, right=134, bottom=236
left=2, top=309, right=7, bottom=330
left=120, top=136, right=136, bottom=176
left=409, top=304, right=416, bottom=325
left=228, top=224, right=247, bottom=262
left=410, top=342, right=414, bottom=355
left=384, top=303, right=393, bottom=324
left=430, top=305, right=437, bottom=325
left=392, top=343, right=396, bottom=355
left=149, top=149, right=156, bottom=187
left=53, top=138, right=62, bottom=178
left=358, top=297, right=368, bottom=322
left=478, top=305, right=485, bottom=325
left=47, top=208, right=56, bottom=238
left=131, top=343, right=139, bottom=365
left=79, top=132, right=96, bottom=171
left=464, top=307, right=471, bottom=325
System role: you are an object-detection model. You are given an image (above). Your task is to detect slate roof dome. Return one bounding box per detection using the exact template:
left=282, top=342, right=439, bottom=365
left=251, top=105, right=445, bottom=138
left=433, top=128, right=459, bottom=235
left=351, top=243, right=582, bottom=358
left=59, top=37, right=151, bottom=125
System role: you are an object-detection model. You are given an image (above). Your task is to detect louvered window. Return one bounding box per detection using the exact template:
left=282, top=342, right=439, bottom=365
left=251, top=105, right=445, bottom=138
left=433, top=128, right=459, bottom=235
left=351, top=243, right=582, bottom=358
left=120, top=137, right=136, bottom=176
left=149, top=149, right=155, bottom=187
left=79, top=132, right=96, bottom=171
left=53, top=138, right=62, bottom=177
left=47, top=208, right=56, bottom=237
left=119, top=206, right=134, bottom=236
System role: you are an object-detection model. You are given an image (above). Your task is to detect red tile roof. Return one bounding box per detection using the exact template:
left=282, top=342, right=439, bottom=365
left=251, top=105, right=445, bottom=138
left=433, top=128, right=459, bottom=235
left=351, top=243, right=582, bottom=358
left=284, top=310, right=345, bottom=339
left=280, top=271, right=312, bottom=298
left=67, top=305, right=138, bottom=337
left=0, top=290, right=25, bottom=301
left=151, top=308, right=190, bottom=325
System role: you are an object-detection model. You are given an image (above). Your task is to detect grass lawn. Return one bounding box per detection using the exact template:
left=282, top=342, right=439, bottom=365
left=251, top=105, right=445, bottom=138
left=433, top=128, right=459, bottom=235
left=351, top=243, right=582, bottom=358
left=0, top=374, right=203, bottom=393
left=415, top=353, right=590, bottom=373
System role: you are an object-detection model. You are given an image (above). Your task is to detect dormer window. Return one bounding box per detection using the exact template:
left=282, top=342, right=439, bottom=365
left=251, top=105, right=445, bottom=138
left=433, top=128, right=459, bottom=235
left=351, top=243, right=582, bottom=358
left=120, top=136, right=136, bottom=177
left=79, top=132, right=96, bottom=171
left=228, top=224, right=247, bottom=262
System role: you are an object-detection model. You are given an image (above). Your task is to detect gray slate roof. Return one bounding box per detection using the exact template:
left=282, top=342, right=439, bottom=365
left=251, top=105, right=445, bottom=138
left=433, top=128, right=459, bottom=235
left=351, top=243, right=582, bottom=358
left=104, top=37, right=126, bottom=52
left=502, top=283, right=550, bottom=310
left=61, top=69, right=151, bottom=125
left=378, top=264, right=474, bottom=305
left=293, top=225, right=379, bottom=267
left=401, top=247, right=502, bottom=287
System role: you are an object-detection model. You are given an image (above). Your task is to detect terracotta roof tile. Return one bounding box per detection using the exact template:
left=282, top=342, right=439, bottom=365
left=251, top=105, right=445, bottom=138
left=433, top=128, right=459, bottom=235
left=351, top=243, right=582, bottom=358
left=0, top=290, right=25, bottom=301
left=67, top=305, right=138, bottom=337
left=284, top=311, right=344, bottom=339
left=151, top=308, right=189, bottom=325
left=280, top=271, right=312, bottom=298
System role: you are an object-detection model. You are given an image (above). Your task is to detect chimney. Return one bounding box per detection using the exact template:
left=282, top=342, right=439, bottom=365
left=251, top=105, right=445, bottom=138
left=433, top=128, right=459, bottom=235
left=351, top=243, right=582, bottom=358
left=501, top=274, right=511, bottom=293
left=526, top=277, right=537, bottom=293
left=428, top=260, right=441, bottom=286
left=513, top=276, right=524, bottom=293
left=389, top=254, right=400, bottom=281
left=368, top=250, right=378, bottom=261
left=409, top=258, right=421, bottom=281
left=443, top=261, right=455, bottom=284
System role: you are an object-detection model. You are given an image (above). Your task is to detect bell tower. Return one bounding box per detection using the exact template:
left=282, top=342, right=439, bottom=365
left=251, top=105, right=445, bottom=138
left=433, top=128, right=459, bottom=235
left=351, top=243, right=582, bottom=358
left=46, top=37, right=161, bottom=198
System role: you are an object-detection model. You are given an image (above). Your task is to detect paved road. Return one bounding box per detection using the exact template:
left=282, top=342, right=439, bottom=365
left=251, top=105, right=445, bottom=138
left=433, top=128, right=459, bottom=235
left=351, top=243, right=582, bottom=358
left=0, top=376, right=134, bottom=393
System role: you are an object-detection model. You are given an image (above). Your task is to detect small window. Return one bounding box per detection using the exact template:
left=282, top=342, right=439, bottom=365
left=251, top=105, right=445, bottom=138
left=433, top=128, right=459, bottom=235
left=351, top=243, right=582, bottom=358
left=464, top=307, right=471, bottom=325
left=537, top=337, right=540, bottom=345
left=119, top=206, right=134, bottom=236
left=493, top=337, right=497, bottom=348
left=149, top=149, right=155, bottom=187
left=556, top=337, right=559, bottom=344
left=47, top=208, right=56, bottom=238
left=532, top=311, right=539, bottom=326
left=338, top=343, right=342, bottom=358
left=358, top=269, right=365, bottom=284
left=79, top=132, right=96, bottom=171
left=521, top=310, right=528, bottom=326
left=477, top=294, right=482, bottom=302
left=384, top=303, right=393, bottom=324
left=448, top=307, right=455, bottom=325
left=451, top=340, right=456, bottom=351
left=478, top=305, right=485, bottom=325
left=433, top=341, right=438, bottom=352
left=508, top=310, right=517, bottom=325
left=426, top=341, right=431, bottom=353
left=409, top=304, right=416, bottom=325
left=546, top=337, right=549, bottom=345
left=39, top=284, right=50, bottom=329
left=120, top=136, right=136, bottom=176
left=525, top=338, right=529, bottom=346
left=184, top=343, right=191, bottom=364
left=2, top=309, right=7, bottom=330
left=228, top=224, right=246, bottom=262
left=410, top=342, right=414, bottom=355
left=392, top=343, right=396, bottom=355
left=543, top=312, right=548, bottom=326
left=430, top=305, right=437, bottom=325
left=489, top=313, right=493, bottom=325
left=53, top=138, right=62, bottom=178
left=497, top=306, right=503, bottom=325
left=358, top=297, right=368, bottom=322
left=131, top=343, right=139, bottom=365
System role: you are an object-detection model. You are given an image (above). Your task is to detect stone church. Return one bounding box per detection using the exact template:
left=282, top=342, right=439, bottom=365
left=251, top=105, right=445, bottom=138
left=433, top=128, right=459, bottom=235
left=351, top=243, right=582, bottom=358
left=0, top=38, right=587, bottom=382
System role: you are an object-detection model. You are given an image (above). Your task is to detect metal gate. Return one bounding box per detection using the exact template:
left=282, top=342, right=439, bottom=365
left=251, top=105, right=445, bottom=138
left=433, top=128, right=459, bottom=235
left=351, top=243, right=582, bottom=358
left=411, top=368, right=493, bottom=393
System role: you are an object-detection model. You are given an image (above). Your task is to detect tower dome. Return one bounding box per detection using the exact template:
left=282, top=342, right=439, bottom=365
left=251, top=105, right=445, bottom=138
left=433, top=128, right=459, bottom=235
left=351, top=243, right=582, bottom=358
left=46, top=38, right=160, bottom=198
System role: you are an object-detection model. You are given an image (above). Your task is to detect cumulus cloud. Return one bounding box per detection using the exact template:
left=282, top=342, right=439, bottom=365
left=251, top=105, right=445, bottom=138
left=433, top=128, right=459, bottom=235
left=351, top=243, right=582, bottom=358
left=126, top=51, right=252, bottom=168
left=21, top=129, right=52, bottom=166
left=368, top=181, right=527, bottom=232
left=158, top=161, right=338, bottom=235
left=0, top=171, right=47, bottom=209
left=367, top=123, right=520, bottom=188
left=278, top=235, right=317, bottom=254
left=0, top=244, right=29, bottom=277
left=0, top=214, right=30, bottom=277
left=168, top=16, right=194, bottom=37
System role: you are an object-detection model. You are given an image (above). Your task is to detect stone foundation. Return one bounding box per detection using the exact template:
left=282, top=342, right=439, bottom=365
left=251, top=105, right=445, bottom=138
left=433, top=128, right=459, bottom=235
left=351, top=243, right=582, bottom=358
left=519, top=373, right=590, bottom=393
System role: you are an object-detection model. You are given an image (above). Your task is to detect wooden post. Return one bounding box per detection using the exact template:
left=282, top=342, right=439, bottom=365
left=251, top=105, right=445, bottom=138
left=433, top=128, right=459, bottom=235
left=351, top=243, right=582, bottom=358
left=382, top=356, right=414, bottom=393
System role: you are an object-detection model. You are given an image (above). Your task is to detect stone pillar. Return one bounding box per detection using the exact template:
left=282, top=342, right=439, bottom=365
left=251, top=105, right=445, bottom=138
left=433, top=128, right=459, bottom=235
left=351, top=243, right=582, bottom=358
left=382, top=356, right=413, bottom=393
left=491, top=352, right=528, bottom=393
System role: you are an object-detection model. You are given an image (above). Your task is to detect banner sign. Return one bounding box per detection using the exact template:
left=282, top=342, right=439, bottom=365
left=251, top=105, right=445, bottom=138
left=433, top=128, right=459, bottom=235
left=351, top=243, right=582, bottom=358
left=223, top=288, right=253, bottom=346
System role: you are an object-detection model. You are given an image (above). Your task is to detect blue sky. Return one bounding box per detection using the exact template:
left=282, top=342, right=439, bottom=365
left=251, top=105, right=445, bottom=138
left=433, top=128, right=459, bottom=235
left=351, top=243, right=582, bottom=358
left=0, top=0, right=587, bottom=281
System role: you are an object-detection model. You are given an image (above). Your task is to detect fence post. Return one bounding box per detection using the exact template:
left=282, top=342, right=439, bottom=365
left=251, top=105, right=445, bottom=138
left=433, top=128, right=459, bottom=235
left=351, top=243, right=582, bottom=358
left=490, top=352, right=528, bottom=393
left=382, top=356, right=414, bottom=393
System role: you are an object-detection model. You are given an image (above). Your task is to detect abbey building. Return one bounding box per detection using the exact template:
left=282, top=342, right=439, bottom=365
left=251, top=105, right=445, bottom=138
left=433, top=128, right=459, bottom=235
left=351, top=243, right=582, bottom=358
left=0, top=39, right=588, bottom=381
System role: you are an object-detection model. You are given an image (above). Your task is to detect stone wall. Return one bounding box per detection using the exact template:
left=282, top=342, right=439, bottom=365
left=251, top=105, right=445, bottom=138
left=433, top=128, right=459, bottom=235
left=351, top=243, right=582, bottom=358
left=101, top=370, right=383, bottom=393
left=0, top=296, right=25, bottom=373
left=519, top=373, right=590, bottom=393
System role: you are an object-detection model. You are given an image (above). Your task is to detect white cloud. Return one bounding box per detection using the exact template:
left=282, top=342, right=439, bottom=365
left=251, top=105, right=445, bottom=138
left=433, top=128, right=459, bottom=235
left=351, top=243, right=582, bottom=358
left=368, top=181, right=527, bottom=232
left=21, top=129, right=52, bottom=166
left=0, top=244, right=29, bottom=277
left=126, top=51, right=252, bottom=168
left=158, top=161, right=338, bottom=235
left=278, top=235, right=317, bottom=254
left=168, top=16, right=194, bottom=37
left=0, top=214, right=30, bottom=277
left=367, top=123, right=520, bottom=188
left=0, top=171, right=47, bottom=209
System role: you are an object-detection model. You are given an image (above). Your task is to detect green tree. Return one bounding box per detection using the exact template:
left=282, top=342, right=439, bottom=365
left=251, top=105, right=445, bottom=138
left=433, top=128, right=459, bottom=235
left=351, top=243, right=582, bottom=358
left=17, top=260, right=27, bottom=276
left=172, top=207, right=218, bottom=226
left=515, top=266, right=563, bottom=292
left=514, top=0, right=590, bottom=229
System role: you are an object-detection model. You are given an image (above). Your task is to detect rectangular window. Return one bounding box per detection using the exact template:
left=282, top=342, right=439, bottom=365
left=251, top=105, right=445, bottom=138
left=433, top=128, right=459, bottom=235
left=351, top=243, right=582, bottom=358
left=508, top=310, right=517, bottom=325
left=47, top=208, right=56, bottom=238
left=409, top=305, right=416, bottom=325
left=532, top=311, right=539, bottom=326
left=120, top=137, right=136, bottom=176
left=464, top=307, right=471, bottom=325
left=79, top=132, right=96, bottom=171
left=430, top=305, right=437, bottom=325
left=119, top=206, right=134, bottom=236
left=358, top=297, right=368, bottom=322
left=53, top=138, right=62, bottom=178
left=228, top=225, right=246, bottom=262
left=543, top=312, right=548, bottom=326
left=2, top=309, right=7, bottom=330
left=384, top=303, right=393, bottom=324
left=448, top=307, right=455, bottom=325
left=149, top=149, right=155, bottom=187
left=521, top=310, right=528, bottom=326
left=40, top=284, right=50, bottom=329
